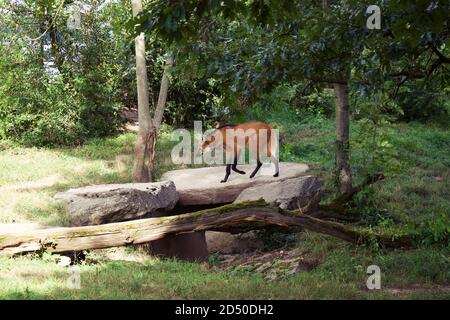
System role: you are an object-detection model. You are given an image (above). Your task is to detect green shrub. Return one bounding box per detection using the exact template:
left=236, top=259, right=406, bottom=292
left=0, top=62, right=122, bottom=146
left=395, top=83, right=449, bottom=122
left=418, top=210, right=450, bottom=246
left=292, top=86, right=335, bottom=116
left=164, top=78, right=224, bottom=127
left=0, top=0, right=124, bottom=146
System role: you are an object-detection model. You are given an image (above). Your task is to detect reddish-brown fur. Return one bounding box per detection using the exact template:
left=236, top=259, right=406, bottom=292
left=200, top=121, right=279, bottom=183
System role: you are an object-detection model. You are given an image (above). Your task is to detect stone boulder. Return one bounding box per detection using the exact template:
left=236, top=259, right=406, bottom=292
left=161, top=162, right=309, bottom=206
left=205, top=175, right=320, bottom=255
left=234, top=175, right=321, bottom=210
left=54, top=181, right=179, bottom=226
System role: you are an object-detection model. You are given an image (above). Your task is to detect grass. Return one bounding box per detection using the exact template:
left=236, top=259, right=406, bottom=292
left=0, top=132, right=136, bottom=225
left=0, top=235, right=448, bottom=299
left=0, top=112, right=448, bottom=299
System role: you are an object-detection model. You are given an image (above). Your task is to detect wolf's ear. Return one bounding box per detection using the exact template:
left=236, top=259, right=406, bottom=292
left=213, top=121, right=221, bottom=129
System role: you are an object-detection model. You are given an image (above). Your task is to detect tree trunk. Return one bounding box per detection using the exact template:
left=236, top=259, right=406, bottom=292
left=334, top=82, right=352, bottom=194
left=39, top=20, right=46, bottom=67
left=321, top=0, right=352, bottom=194
left=153, top=55, right=173, bottom=131
left=0, top=201, right=411, bottom=256
left=144, top=55, right=174, bottom=175
left=131, top=0, right=154, bottom=182
left=47, top=16, right=63, bottom=70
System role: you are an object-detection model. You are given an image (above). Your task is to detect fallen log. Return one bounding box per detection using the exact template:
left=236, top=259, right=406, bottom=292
left=0, top=200, right=411, bottom=256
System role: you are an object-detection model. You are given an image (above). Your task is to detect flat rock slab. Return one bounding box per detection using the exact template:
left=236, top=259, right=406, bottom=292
left=161, top=162, right=309, bottom=205
left=54, top=181, right=178, bottom=226
left=235, top=176, right=321, bottom=210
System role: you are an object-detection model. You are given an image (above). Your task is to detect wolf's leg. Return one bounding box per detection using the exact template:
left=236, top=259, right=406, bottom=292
left=249, top=160, right=262, bottom=179
left=248, top=136, right=262, bottom=179
left=232, top=154, right=246, bottom=175
left=270, top=155, right=279, bottom=177
left=221, top=164, right=231, bottom=183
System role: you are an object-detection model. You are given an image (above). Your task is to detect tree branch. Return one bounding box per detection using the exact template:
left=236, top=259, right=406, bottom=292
left=430, top=44, right=450, bottom=64
left=0, top=198, right=411, bottom=256
left=390, top=45, right=450, bottom=84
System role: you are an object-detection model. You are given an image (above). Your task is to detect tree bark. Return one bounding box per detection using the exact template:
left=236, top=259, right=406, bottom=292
left=39, top=20, right=46, bottom=67
left=321, top=0, right=352, bottom=195
left=144, top=55, right=174, bottom=176
left=131, top=0, right=155, bottom=182
left=153, top=55, right=173, bottom=131
left=0, top=201, right=411, bottom=256
left=334, top=82, right=352, bottom=194
left=47, top=16, right=63, bottom=70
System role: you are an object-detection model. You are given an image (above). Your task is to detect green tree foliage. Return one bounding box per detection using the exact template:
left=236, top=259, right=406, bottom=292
left=0, top=0, right=128, bottom=145
left=395, top=81, right=449, bottom=121
left=1, top=0, right=448, bottom=145
left=136, top=0, right=448, bottom=103
left=0, top=0, right=222, bottom=146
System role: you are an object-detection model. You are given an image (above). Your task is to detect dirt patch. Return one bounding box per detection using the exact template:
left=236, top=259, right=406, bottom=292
left=0, top=174, right=60, bottom=192
left=384, top=284, right=450, bottom=296
left=0, top=223, right=48, bottom=233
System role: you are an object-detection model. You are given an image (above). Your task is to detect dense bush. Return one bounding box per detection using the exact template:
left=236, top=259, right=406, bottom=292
left=164, top=78, right=225, bottom=128
left=291, top=86, right=335, bottom=116
left=0, top=70, right=86, bottom=146
left=0, top=0, right=225, bottom=144
left=395, top=82, right=449, bottom=122
left=233, top=84, right=335, bottom=125
left=0, top=1, right=125, bottom=146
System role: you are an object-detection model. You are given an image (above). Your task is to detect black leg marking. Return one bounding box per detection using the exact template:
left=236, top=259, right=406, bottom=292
left=221, top=164, right=231, bottom=183
left=249, top=161, right=262, bottom=179
left=271, top=156, right=279, bottom=178
left=232, top=156, right=246, bottom=175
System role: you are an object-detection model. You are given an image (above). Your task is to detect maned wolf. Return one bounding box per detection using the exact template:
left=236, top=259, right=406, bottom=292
left=200, top=121, right=279, bottom=183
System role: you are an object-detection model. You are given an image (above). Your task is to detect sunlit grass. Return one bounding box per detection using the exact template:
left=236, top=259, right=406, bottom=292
left=0, top=237, right=448, bottom=300
left=0, top=134, right=137, bottom=225
left=0, top=117, right=448, bottom=299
